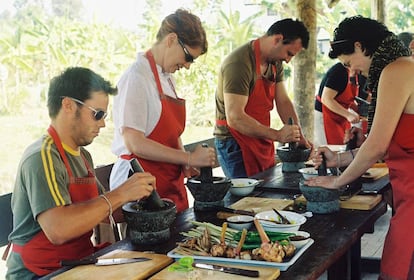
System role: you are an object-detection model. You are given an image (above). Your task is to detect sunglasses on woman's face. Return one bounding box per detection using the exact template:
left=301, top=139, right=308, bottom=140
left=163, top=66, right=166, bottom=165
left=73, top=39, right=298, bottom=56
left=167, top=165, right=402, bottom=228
left=63, top=96, right=107, bottom=120
left=177, top=38, right=194, bottom=63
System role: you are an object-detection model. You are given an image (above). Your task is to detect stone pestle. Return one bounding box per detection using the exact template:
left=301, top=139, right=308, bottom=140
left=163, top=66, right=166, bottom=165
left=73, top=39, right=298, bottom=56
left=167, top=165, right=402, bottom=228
left=198, top=143, right=213, bottom=183
left=288, top=117, right=297, bottom=150
left=345, top=130, right=358, bottom=151
left=129, top=158, right=165, bottom=209
left=317, top=153, right=328, bottom=176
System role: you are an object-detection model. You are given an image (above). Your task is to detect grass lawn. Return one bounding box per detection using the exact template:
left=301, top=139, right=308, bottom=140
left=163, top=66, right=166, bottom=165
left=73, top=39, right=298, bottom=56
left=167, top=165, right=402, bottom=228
left=0, top=105, right=214, bottom=195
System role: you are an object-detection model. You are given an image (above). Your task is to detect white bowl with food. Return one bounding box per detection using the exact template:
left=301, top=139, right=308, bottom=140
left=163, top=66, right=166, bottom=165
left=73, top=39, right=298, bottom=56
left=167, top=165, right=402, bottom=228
left=254, top=210, right=306, bottom=232
left=288, top=231, right=311, bottom=249
left=298, top=167, right=331, bottom=180
left=226, top=215, right=254, bottom=231
left=229, top=178, right=260, bottom=196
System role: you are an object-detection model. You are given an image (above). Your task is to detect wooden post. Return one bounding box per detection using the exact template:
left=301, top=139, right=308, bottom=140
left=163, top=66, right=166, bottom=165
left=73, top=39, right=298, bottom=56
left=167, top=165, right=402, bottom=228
left=371, top=0, right=386, bottom=22
left=293, top=0, right=317, bottom=142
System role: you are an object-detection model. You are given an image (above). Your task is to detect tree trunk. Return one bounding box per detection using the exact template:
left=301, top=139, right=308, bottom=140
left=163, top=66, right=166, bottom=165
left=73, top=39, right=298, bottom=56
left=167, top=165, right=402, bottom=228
left=371, top=0, right=386, bottom=22
left=293, top=0, right=317, bottom=142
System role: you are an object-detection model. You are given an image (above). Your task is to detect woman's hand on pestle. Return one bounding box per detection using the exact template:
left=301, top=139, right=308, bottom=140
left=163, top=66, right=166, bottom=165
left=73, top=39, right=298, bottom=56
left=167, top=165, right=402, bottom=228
left=191, top=145, right=216, bottom=168
left=183, top=166, right=199, bottom=178
left=304, top=175, right=339, bottom=190
left=312, top=146, right=337, bottom=169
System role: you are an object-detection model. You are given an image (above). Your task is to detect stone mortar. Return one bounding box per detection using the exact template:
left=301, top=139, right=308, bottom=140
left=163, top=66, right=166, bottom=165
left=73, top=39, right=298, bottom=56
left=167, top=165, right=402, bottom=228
left=122, top=199, right=176, bottom=245
left=299, top=180, right=340, bottom=214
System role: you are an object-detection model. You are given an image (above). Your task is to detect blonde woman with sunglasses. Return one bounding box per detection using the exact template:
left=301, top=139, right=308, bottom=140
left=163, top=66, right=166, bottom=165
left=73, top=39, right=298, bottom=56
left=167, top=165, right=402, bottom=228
left=110, top=9, right=215, bottom=214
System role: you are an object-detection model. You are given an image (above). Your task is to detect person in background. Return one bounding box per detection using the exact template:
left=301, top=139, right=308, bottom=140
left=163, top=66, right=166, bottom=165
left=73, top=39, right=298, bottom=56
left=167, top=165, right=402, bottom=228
left=214, top=18, right=312, bottom=178
left=6, top=67, right=155, bottom=280
left=305, top=16, right=413, bottom=280
left=110, top=9, right=216, bottom=213
left=398, top=31, right=414, bottom=56
left=314, top=62, right=367, bottom=146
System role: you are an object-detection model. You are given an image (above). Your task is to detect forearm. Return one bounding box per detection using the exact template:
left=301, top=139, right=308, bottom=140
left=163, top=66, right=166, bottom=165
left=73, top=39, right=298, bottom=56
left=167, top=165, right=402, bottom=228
left=38, top=192, right=124, bottom=245
left=227, top=114, right=280, bottom=141
left=323, top=97, right=352, bottom=118
left=337, top=149, right=357, bottom=167
left=125, top=130, right=188, bottom=166
left=336, top=143, right=385, bottom=187
left=135, top=139, right=188, bottom=165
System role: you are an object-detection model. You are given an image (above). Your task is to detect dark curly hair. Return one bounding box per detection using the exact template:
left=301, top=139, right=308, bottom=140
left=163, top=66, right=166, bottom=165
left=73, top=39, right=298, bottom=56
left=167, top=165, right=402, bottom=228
left=329, top=16, right=392, bottom=59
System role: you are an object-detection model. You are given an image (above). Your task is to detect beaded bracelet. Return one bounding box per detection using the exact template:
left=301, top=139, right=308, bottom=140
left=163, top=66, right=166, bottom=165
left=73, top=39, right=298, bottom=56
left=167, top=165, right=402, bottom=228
left=100, top=194, right=116, bottom=229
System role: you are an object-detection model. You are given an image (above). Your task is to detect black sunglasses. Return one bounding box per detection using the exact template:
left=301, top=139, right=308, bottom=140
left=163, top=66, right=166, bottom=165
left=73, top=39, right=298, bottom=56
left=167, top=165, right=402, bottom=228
left=63, top=96, right=107, bottom=121
left=177, top=38, right=194, bottom=63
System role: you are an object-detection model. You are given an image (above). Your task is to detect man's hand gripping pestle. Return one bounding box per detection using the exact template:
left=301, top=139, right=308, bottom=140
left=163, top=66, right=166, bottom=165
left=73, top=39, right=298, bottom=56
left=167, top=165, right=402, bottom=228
left=129, top=158, right=165, bottom=209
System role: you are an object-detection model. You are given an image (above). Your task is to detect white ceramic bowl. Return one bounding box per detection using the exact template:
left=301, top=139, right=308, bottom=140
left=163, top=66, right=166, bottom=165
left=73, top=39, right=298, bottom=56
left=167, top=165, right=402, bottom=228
left=229, top=178, right=259, bottom=196
left=298, top=167, right=331, bottom=180
left=226, top=215, right=254, bottom=231
left=254, top=210, right=306, bottom=232
left=289, top=231, right=311, bottom=249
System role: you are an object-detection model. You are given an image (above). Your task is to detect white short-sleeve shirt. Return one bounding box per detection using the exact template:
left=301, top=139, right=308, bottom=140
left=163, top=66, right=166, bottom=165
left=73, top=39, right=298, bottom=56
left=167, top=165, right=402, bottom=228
left=111, top=52, right=178, bottom=156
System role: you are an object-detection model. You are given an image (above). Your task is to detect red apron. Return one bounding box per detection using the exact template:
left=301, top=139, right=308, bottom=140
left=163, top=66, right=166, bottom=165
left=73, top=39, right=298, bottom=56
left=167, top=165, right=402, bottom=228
left=216, top=39, right=276, bottom=176
left=121, top=50, right=188, bottom=212
left=13, top=126, right=98, bottom=276
left=321, top=71, right=358, bottom=144
left=381, top=114, right=414, bottom=279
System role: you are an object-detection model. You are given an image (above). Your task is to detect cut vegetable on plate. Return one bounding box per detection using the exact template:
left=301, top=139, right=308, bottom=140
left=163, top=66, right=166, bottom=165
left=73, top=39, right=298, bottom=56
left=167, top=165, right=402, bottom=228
left=169, top=221, right=314, bottom=271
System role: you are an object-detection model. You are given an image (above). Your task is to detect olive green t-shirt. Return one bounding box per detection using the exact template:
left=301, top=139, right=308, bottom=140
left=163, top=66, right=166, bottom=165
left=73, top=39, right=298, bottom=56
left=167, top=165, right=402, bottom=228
left=6, top=134, right=100, bottom=280
left=214, top=41, right=284, bottom=139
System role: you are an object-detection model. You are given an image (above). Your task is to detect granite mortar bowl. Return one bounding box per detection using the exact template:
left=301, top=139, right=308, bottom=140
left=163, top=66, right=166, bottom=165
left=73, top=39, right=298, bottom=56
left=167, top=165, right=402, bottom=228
left=186, top=176, right=231, bottom=202
left=299, top=180, right=340, bottom=214
left=122, top=199, right=176, bottom=245
left=276, top=146, right=312, bottom=163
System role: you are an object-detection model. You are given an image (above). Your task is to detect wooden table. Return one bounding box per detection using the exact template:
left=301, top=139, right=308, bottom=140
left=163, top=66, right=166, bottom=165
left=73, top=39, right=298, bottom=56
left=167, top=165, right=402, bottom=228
left=42, top=164, right=388, bottom=280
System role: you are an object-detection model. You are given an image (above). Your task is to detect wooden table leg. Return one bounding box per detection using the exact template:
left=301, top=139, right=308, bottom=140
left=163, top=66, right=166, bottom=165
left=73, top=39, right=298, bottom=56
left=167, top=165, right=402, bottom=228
left=351, top=240, right=362, bottom=280
left=328, top=253, right=348, bottom=280
left=327, top=239, right=362, bottom=280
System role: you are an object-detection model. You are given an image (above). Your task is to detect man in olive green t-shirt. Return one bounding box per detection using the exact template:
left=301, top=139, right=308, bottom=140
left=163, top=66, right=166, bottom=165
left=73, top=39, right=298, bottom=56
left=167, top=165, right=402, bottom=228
left=214, top=18, right=312, bottom=178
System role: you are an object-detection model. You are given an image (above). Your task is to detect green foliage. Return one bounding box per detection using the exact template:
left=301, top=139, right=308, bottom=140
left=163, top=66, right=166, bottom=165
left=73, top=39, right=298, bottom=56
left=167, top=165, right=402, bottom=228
left=0, top=0, right=413, bottom=193
left=1, top=0, right=412, bottom=116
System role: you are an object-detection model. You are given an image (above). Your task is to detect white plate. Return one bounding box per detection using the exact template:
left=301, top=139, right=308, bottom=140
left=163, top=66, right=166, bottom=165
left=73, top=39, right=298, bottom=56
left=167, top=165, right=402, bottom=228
left=167, top=238, right=314, bottom=271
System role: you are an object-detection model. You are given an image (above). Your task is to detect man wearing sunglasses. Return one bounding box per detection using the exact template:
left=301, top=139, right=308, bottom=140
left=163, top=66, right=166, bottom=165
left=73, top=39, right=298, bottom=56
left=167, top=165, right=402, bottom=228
left=110, top=9, right=216, bottom=216
left=214, top=19, right=312, bottom=178
left=6, top=67, right=155, bottom=279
